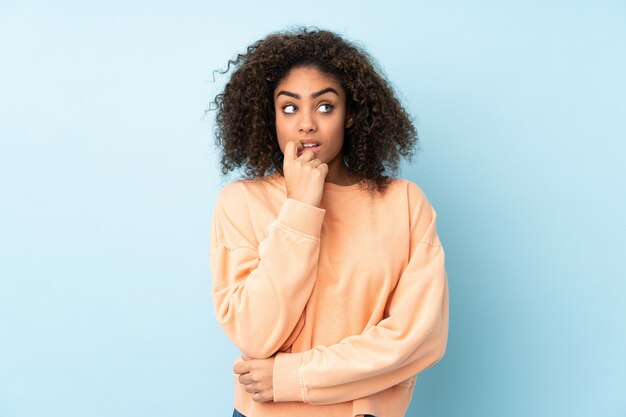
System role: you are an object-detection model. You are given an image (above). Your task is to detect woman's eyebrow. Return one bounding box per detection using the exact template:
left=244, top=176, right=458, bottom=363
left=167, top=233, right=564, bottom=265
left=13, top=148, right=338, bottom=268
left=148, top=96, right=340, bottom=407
left=275, top=87, right=339, bottom=99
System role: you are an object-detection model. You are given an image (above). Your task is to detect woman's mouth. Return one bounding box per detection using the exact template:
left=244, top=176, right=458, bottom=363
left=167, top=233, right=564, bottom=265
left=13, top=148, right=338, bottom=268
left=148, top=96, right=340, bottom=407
left=298, top=143, right=320, bottom=155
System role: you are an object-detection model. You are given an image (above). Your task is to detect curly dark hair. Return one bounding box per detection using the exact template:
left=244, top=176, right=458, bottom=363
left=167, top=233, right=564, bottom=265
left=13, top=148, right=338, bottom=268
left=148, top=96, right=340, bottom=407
left=209, top=26, right=418, bottom=194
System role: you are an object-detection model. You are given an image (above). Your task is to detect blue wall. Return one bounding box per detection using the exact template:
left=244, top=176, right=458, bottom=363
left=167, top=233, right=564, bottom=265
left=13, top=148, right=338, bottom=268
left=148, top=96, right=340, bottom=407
left=1, top=1, right=624, bottom=416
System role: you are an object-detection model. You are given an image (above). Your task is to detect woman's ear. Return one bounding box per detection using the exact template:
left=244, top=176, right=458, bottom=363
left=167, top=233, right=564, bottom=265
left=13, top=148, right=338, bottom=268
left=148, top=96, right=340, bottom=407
left=345, top=114, right=354, bottom=129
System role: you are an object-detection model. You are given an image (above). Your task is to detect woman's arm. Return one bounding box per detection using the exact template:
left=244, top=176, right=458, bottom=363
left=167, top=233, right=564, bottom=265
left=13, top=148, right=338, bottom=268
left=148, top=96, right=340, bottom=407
left=235, top=196, right=449, bottom=404
left=210, top=181, right=326, bottom=359
left=276, top=239, right=447, bottom=404
left=236, top=238, right=448, bottom=404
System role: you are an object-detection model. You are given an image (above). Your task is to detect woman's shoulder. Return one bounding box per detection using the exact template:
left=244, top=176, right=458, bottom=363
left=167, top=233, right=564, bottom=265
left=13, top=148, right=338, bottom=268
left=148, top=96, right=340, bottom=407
left=387, top=178, right=440, bottom=245
left=385, top=177, right=430, bottom=202
left=382, top=178, right=436, bottom=225
left=220, top=172, right=280, bottom=189
left=215, top=173, right=283, bottom=204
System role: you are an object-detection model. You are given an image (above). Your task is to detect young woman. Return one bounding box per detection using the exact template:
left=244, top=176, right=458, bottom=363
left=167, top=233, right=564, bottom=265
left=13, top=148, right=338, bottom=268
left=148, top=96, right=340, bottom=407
left=209, top=27, right=449, bottom=417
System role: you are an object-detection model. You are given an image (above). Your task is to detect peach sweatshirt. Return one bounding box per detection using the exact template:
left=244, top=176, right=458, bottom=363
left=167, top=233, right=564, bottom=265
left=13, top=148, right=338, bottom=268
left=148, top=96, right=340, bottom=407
left=209, top=172, right=449, bottom=417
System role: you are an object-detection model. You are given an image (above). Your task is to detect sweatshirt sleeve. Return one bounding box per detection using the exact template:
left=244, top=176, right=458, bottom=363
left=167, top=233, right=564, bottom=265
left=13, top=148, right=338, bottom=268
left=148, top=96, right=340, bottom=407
left=272, top=184, right=449, bottom=404
left=209, top=181, right=326, bottom=359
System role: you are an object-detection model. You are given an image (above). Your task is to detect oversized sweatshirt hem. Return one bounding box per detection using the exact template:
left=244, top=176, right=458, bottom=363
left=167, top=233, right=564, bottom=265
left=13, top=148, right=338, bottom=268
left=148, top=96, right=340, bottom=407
left=234, top=369, right=416, bottom=417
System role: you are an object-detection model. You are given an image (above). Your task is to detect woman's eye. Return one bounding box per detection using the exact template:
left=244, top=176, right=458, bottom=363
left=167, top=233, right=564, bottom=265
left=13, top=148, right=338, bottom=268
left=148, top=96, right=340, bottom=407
left=318, top=104, right=334, bottom=113
left=282, top=104, right=297, bottom=114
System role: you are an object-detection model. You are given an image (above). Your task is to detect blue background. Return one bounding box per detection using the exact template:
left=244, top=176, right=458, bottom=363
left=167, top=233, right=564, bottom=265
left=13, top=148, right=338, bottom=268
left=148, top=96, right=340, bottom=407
left=1, top=1, right=625, bottom=416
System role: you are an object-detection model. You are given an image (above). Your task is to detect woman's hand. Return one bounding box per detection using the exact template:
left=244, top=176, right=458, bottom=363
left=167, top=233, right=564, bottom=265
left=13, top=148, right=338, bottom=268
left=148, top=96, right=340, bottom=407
left=233, top=355, right=276, bottom=403
left=283, top=140, right=328, bottom=207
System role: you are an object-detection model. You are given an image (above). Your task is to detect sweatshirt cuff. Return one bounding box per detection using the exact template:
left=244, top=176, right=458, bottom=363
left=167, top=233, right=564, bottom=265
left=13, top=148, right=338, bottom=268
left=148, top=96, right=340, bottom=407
left=273, top=351, right=306, bottom=402
left=276, top=198, right=326, bottom=239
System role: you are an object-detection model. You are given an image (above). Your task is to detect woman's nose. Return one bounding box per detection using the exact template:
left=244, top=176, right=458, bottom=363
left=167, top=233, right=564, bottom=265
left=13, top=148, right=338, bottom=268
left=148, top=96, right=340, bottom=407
left=298, top=111, right=316, bottom=133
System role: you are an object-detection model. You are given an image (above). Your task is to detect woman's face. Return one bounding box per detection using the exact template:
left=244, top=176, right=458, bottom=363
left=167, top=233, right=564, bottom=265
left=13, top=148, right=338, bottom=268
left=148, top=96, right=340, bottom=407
left=273, top=66, right=353, bottom=171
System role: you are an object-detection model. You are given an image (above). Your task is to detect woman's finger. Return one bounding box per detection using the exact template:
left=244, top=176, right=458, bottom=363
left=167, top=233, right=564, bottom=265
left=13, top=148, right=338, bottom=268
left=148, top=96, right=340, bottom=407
left=233, top=361, right=250, bottom=375
left=296, top=148, right=315, bottom=162
left=238, top=372, right=253, bottom=385
left=252, top=392, right=270, bottom=402
left=317, top=163, right=328, bottom=176
left=283, top=141, right=294, bottom=164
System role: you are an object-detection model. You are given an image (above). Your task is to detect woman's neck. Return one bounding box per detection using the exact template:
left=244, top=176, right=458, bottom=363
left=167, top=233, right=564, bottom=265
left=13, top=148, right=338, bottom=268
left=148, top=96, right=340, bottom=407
left=324, top=162, right=360, bottom=186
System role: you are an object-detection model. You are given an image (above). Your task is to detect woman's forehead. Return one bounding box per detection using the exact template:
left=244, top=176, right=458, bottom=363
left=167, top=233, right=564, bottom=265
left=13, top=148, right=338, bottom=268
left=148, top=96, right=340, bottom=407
left=274, top=66, right=343, bottom=96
